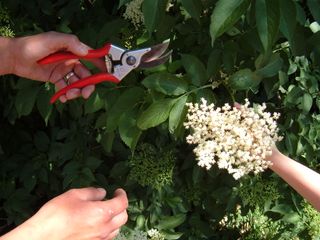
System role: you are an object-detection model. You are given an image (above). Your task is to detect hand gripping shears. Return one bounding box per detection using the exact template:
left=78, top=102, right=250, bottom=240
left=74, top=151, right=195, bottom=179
left=38, top=41, right=172, bottom=104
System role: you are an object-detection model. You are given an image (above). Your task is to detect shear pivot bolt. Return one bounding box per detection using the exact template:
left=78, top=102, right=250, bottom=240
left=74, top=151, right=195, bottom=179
left=126, top=56, right=136, bottom=66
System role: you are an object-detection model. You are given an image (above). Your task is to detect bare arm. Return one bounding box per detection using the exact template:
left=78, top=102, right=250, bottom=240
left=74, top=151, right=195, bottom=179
left=0, top=37, right=14, bottom=75
left=267, top=148, right=320, bottom=211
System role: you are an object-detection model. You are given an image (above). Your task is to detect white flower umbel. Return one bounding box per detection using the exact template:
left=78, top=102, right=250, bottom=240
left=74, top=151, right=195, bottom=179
left=123, top=0, right=144, bottom=29
left=184, top=99, right=282, bottom=179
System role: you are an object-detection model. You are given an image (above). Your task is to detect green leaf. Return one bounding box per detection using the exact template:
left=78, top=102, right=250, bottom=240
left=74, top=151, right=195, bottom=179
left=34, top=131, right=50, bottom=152
left=142, top=0, right=165, bottom=33
left=181, top=54, right=208, bottom=86
left=100, top=131, right=115, bottom=153
left=300, top=93, right=313, bottom=113
left=210, top=0, right=251, bottom=44
left=255, top=53, right=283, bottom=78
left=279, top=0, right=296, bottom=43
left=270, top=204, right=293, bottom=215
left=162, top=231, right=184, bottom=240
left=106, top=87, right=145, bottom=132
left=137, top=98, right=176, bottom=130
left=180, top=0, right=202, bottom=22
left=118, top=0, right=131, bottom=8
left=119, top=109, right=142, bottom=150
left=307, top=0, right=320, bottom=23
left=15, top=84, right=41, bottom=117
left=84, top=92, right=104, bottom=114
left=285, top=86, right=303, bottom=104
left=157, top=214, right=186, bottom=230
left=255, top=0, right=280, bottom=52
left=36, top=84, right=53, bottom=125
left=285, top=133, right=298, bottom=156
left=169, top=95, right=188, bottom=134
left=228, top=68, right=261, bottom=90
left=142, top=73, right=188, bottom=96
left=207, top=49, right=221, bottom=77
left=195, top=88, right=216, bottom=104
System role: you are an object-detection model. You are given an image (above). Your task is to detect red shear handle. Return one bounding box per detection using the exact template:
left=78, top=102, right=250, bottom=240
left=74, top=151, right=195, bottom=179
left=38, top=43, right=112, bottom=65
left=50, top=73, right=120, bottom=104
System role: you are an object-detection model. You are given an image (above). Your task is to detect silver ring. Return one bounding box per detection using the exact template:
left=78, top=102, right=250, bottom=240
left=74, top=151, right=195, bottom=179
left=63, top=71, right=75, bottom=85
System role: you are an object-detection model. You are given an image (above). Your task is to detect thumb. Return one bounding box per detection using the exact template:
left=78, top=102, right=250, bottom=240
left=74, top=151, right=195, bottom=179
left=75, top=187, right=107, bottom=201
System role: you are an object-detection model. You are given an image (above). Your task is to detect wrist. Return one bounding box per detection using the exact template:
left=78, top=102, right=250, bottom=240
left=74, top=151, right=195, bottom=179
left=0, top=37, right=16, bottom=75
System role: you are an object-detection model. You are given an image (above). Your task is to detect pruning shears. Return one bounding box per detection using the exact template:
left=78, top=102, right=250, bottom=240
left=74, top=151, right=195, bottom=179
left=38, top=41, right=172, bottom=104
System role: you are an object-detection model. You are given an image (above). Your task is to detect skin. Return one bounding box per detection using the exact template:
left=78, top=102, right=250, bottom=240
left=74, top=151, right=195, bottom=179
left=0, top=188, right=128, bottom=240
left=0, top=32, right=128, bottom=239
left=234, top=103, right=320, bottom=211
left=267, top=148, right=320, bottom=211
left=0, top=31, right=105, bottom=103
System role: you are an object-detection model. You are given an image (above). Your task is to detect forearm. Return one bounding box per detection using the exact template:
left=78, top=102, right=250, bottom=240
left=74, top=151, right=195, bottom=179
left=268, top=149, right=320, bottom=211
left=0, top=217, right=44, bottom=240
left=0, top=37, right=15, bottom=75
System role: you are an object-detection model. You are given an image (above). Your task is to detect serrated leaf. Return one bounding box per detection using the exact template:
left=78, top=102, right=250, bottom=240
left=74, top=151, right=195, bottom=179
left=228, top=68, right=261, bottom=90
left=181, top=54, right=208, bottom=86
left=106, top=87, right=145, bottom=132
left=137, top=98, right=176, bottom=130
left=256, top=0, right=280, bottom=52
left=119, top=109, right=142, bottom=150
left=169, top=95, right=188, bottom=133
left=210, top=0, right=251, bottom=44
left=157, top=214, right=186, bottom=230
left=180, top=0, right=202, bottom=22
left=255, top=53, right=283, bottom=78
left=142, top=73, right=188, bottom=96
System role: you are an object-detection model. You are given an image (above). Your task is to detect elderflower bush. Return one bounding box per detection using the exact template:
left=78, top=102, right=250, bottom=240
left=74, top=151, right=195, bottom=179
left=184, top=99, right=282, bottom=179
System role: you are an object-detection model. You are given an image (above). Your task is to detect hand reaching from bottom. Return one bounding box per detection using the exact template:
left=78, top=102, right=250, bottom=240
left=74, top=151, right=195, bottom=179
left=0, top=187, right=128, bottom=240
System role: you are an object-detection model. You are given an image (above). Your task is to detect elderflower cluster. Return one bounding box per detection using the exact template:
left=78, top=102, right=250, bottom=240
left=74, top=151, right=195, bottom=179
left=129, top=143, right=175, bottom=189
left=184, top=98, right=282, bottom=179
left=237, top=176, right=281, bottom=207
left=147, top=229, right=165, bottom=240
left=123, top=0, right=144, bottom=29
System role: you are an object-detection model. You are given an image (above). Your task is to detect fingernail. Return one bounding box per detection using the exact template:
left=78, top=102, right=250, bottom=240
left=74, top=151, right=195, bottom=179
left=78, top=43, right=90, bottom=55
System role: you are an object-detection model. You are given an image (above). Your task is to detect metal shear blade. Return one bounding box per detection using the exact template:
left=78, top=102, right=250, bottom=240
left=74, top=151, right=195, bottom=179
left=140, top=42, right=171, bottom=68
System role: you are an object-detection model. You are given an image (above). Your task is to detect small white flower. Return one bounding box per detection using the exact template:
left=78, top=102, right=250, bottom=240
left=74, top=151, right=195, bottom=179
left=147, top=228, right=165, bottom=240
